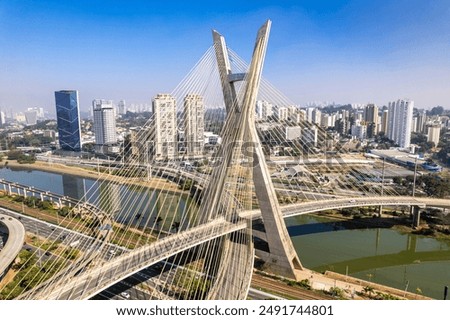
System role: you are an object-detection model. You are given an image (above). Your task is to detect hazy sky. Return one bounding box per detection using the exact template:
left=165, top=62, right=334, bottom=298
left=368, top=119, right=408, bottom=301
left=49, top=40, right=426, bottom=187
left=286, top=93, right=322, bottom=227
left=1, top=0, right=449, bottom=112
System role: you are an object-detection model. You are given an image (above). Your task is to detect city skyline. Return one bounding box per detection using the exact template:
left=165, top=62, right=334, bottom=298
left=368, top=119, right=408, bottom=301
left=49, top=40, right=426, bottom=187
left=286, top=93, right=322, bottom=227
left=1, top=0, right=450, bottom=112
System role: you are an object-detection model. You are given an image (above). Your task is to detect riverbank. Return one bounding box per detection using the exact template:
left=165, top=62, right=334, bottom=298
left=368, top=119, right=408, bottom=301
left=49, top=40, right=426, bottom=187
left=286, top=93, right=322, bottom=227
left=294, top=268, right=431, bottom=300
left=308, top=210, right=450, bottom=241
left=254, top=267, right=431, bottom=300
left=1, top=160, right=188, bottom=196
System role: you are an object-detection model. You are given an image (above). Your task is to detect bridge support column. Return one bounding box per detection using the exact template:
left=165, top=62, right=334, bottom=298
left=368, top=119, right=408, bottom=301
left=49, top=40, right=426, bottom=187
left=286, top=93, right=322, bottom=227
left=212, top=20, right=302, bottom=279
left=378, top=205, right=383, bottom=217
left=412, top=206, right=421, bottom=228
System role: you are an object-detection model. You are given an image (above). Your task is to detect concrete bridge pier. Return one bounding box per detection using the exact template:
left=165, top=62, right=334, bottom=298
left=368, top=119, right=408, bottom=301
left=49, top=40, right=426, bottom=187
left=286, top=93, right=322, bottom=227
left=378, top=205, right=383, bottom=217
left=412, top=205, right=421, bottom=228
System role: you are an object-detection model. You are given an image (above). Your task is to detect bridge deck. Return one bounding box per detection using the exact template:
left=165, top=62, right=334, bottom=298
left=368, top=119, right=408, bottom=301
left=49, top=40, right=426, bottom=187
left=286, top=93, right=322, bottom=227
left=42, top=218, right=247, bottom=299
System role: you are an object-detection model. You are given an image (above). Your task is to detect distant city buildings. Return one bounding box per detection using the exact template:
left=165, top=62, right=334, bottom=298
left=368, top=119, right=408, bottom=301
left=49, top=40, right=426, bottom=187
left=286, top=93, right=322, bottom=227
left=24, top=110, right=38, bottom=125
left=0, top=111, right=6, bottom=126
left=387, top=99, right=414, bottom=148
left=55, top=90, right=82, bottom=152
left=117, top=100, right=127, bottom=115
left=27, top=107, right=45, bottom=119
left=93, top=99, right=117, bottom=153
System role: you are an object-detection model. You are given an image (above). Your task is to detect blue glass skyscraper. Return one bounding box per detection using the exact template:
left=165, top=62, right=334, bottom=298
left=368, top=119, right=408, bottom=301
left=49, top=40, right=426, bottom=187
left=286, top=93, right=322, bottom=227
left=55, top=90, right=82, bottom=152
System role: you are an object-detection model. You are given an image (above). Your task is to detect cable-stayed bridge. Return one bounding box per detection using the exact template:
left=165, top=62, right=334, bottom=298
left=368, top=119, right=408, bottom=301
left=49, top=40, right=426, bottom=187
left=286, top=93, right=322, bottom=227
left=2, top=20, right=449, bottom=300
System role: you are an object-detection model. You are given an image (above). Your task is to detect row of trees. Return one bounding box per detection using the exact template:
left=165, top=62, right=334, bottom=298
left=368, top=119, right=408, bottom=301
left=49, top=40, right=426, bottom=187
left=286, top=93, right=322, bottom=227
left=11, top=195, right=54, bottom=210
left=393, top=175, right=450, bottom=198
left=4, top=150, right=36, bottom=164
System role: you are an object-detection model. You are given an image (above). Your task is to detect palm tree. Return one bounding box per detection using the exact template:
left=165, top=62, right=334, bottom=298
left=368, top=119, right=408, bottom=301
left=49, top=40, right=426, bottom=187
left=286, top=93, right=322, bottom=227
left=363, top=286, right=375, bottom=298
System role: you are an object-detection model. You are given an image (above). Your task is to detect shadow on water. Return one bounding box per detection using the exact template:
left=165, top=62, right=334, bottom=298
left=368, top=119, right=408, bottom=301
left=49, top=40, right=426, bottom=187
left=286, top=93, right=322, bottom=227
left=287, top=216, right=410, bottom=237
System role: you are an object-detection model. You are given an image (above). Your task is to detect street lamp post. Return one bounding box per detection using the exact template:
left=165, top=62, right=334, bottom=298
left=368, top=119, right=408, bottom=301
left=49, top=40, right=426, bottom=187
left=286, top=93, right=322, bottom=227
left=412, top=157, right=418, bottom=197
left=381, top=157, right=385, bottom=197
left=379, top=157, right=385, bottom=217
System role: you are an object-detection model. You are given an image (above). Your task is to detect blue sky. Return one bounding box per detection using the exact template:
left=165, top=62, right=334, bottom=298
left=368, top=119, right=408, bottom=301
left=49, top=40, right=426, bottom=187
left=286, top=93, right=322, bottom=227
left=1, top=0, right=449, bottom=112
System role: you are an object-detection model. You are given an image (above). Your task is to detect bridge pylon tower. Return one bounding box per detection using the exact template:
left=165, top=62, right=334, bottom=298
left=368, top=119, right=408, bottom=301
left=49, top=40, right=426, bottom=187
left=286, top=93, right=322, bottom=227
left=208, top=20, right=302, bottom=278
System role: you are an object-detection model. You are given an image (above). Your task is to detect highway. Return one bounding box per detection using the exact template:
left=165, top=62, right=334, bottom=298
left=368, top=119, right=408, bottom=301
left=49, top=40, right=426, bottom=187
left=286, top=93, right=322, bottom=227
left=0, top=212, right=25, bottom=278
left=240, top=196, right=450, bottom=219
left=0, top=207, right=127, bottom=283
left=39, top=218, right=247, bottom=299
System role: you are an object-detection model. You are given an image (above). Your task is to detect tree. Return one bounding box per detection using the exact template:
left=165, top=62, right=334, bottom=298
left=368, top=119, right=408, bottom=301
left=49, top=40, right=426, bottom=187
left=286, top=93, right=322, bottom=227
left=58, top=206, right=71, bottom=217
left=171, top=221, right=181, bottom=232
left=154, top=216, right=163, bottom=228
left=82, top=143, right=95, bottom=153
left=437, top=140, right=450, bottom=167
left=363, top=286, right=375, bottom=298
left=429, top=106, right=444, bottom=116
left=6, top=150, right=23, bottom=160
left=393, top=176, right=402, bottom=185
left=179, top=178, right=194, bottom=191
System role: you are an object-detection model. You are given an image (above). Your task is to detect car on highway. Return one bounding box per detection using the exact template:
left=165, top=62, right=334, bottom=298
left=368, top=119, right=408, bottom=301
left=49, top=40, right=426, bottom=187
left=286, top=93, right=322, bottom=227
left=120, top=291, right=130, bottom=299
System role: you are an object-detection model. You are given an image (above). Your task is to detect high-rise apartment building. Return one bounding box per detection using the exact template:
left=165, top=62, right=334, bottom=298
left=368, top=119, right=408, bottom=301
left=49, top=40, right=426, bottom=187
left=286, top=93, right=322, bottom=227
left=275, top=106, right=288, bottom=121
left=302, top=126, right=318, bottom=147
left=417, top=110, right=427, bottom=133
left=118, top=100, right=127, bottom=115
left=27, top=107, right=44, bottom=119
left=183, top=94, right=204, bottom=157
left=312, top=108, right=322, bottom=125
left=380, top=109, right=389, bottom=134
left=152, top=94, right=177, bottom=159
left=256, top=100, right=273, bottom=120
left=55, top=90, right=82, bottom=152
left=387, top=99, right=414, bottom=148
left=427, top=124, right=441, bottom=146
left=0, top=111, right=5, bottom=126
left=364, top=104, right=379, bottom=138
left=93, top=99, right=117, bottom=151
left=351, top=121, right=367, bottom=140
left=320, top=113, right=335, bottom=128
left=24, top=110, right=38, bottom=125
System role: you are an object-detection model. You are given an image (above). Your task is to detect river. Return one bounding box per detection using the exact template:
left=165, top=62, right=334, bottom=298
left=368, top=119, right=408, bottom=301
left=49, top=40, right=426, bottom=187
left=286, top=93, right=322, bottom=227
left=286, top=215, right=450, bottom=299
left=0, top=167, right=195, bottom=232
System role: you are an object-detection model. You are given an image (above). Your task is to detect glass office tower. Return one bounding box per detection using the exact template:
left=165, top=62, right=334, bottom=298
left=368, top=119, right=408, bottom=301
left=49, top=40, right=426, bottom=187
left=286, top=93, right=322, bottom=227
left=55, top=90, right=82, bottom=152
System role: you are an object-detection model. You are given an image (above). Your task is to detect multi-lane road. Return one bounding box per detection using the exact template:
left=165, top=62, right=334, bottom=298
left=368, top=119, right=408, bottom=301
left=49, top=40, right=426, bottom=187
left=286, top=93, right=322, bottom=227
left=0, top=212, right=25, bottom=278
